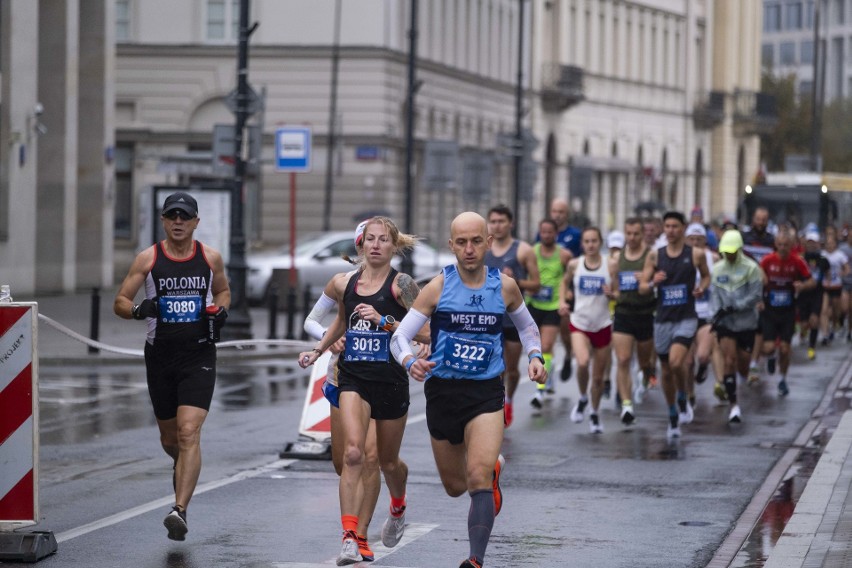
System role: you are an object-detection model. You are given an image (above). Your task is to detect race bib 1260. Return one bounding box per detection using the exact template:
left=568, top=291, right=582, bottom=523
left=159, top=294, right=202, bottom=323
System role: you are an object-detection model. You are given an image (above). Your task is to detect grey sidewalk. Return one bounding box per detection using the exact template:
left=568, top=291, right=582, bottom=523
left=764, top=356, right=852, bottom=568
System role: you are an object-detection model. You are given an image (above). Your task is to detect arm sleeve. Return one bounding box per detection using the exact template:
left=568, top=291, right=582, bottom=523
left=391, top=308, right=429, bottom=366
left=507, top=303, right=542, bottom=357
left=303, top=293, right=337, bottom=341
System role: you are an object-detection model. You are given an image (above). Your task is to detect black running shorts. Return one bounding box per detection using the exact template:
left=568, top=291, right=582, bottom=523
left=612, top=312, right=655, bottom=342
left=528, top=305, right=561, bottom=327
left=424, top=376, right=504, bottom=445
left=797, top=293, right=823, bottom=320
left=144, top=341, right=216, bottom=420
left=337, top=372, right=410, bottom=420
left=715, top=326, right=756, bottom=353
left=760, top=308, right=796, bottom=343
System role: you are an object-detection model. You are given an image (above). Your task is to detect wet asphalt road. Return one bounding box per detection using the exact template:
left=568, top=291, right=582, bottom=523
left=10, top=339, right=852, bottom=568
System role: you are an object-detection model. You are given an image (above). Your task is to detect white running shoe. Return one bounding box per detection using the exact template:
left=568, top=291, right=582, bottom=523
left=667, top=423, right=682, bottom=440
left=633, top=383, right=645, bottom=405
left=620, top=405, right=636, bottom=427
left=589, top=413, right=603, bottom=434
left=530, top=390, right=544, bottom=409
left=336, top=531, right=362, bottom=566
left=728, top=404, right=742, bottom=423
left=570, top=399, right=588, bottom=423
left=678, top=401, right=694, bottom=425
left=381, top=508, right=406, bottom=548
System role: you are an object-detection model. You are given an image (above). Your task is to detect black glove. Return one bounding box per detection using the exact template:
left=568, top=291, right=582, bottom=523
left=209, top=306, right=228, bottom=342
left=132, top=298, right=158, bottom=320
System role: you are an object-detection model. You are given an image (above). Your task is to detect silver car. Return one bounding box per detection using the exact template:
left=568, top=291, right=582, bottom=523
left=246, top=231, right=456, bottom=304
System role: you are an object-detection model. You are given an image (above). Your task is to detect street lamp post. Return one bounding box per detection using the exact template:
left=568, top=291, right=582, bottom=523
left=401, top=0, right=419, bottom=277
left=225, top=0, right=257, bottom=339
left=322, top=0, right=342, bottom=231
left=513, top=0, right=525, bottom=236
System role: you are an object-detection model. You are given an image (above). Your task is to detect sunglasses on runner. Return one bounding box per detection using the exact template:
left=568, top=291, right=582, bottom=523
left=163, top=209, right=195, bottom=221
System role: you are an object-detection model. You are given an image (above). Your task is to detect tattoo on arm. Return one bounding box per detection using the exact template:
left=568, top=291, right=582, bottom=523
left=397, top=274, right=420, bottom=309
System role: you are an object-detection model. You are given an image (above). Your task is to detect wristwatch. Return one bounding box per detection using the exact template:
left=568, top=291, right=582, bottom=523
left=380, top=315, right=396, bottom=332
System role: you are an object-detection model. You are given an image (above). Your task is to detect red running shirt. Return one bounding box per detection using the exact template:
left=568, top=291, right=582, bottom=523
left=759, top=252, right=811, bottom=309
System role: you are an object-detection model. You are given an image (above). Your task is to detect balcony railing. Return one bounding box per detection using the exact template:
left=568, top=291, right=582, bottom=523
left=692, top=90, right=725, bottom=130
left=732, top=90, right=778, bottom=135
left=540, top=63, right=585, bottom=112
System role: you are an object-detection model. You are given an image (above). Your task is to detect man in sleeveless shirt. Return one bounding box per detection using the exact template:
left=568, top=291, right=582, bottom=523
left=609, top=217, right=657, bottom=426
left=527, top=218, right=573, bottom=409
left=639, top=211, right=710, bottom=440
left=484, top=204, right=540, bottom=428
left=114, top=192, right=230, bottom=541
left=391, top=211, right=547, bottom=568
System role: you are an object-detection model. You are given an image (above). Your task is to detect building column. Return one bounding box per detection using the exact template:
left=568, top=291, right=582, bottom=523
left=36, top=0, right=79, bottom=292
left=77, top=0, right=115, bottom=288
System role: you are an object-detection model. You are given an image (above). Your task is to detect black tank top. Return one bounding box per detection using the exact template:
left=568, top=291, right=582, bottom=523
left=338, top=268, right=407, bottom=384
left=145, top=241, right=214, bottom=345
left=655, top=244, right=696, bottom=322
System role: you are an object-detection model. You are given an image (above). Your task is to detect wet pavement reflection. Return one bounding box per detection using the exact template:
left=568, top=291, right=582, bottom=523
left=38, top=360, right=308, bottom=445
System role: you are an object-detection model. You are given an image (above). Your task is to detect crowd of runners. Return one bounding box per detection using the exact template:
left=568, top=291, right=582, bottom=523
left=293, top=202, right=851, bottom=567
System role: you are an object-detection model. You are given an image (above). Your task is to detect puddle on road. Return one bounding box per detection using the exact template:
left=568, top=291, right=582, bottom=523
left=729, top=445, right=823, bottom=567
left=38, top=363, right=307, bottom=444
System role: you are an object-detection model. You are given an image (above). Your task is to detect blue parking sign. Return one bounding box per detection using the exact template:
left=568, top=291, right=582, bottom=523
left=275, top=127, right=312, bottom=172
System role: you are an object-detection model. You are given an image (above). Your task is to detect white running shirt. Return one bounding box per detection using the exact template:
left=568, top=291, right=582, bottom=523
left=570, top=256, right=612, bottom=332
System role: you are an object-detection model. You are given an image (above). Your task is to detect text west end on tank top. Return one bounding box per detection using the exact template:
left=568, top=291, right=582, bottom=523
left=429, top=265, right=506, bottom=380
left=145, top=240, right=214, bottom=344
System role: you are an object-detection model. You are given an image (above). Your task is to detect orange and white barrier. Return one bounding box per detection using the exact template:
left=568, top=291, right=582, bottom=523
left=0, top=304, right=39, bottom=528
left=281, top=351, right=334, bottom=459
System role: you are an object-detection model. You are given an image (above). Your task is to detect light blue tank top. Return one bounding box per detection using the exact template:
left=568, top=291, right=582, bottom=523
left=429, top=265, right=506, bottom=380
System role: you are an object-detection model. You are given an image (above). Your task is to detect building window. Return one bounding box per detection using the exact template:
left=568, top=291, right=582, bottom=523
left=762, top=43, right=775, bottom=67
left=206, top=0, right=239, bottom=42
left=801, top=39, right=814, bottom=63
left=780, top=41, right=797, bottom=64
left=764, top=3, right=782, bottom=31
left=114, top=145, right=135, bottom=240
left=838, top=0, right=846, bottom=24
left=786, top=1, right=803, bottom=29
left=115, top=0, right=131, bottom=41
left=805, top=0, right=815, bottom=27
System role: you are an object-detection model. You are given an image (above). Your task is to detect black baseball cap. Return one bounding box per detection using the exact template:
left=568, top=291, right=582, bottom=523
left=162, top=192, right=198, bottom=217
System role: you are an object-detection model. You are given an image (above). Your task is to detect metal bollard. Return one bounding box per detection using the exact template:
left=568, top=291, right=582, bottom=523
left=267, top=283, right=279, bottom=340
left=300, top=286, right=312, bottom=341
left=285, top=286, right=297, bottom=340
left=88, top=287, right=100, bottom=354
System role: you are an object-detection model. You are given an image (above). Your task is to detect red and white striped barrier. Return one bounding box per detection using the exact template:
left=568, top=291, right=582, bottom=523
left=0, top=303, right=39, bottom=528
left=281, top=351, right=334, bottom=459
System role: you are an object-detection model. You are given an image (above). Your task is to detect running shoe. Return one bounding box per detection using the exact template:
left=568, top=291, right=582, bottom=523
left=356, top=534, right=374, bottom=562
left=647, top=374, right=659, bottom=389
left=778, top=379, right=790, bottom=397
left=767, top=356, right=777, bottom=375
left=678, top=400, right=694, bottom=425
left=808, top=347, right=816, bottom=361
left=163, top=506, right=188, bottom=541
left=560, top=357, right=572, bottom=382
left=747, top=363, right=760, bottom=385
left=666, top=415, right=681, bottom=439
left=337, top=530, right=363, bottom=566
left=459, top=558, right=483, bottom=568
left=821, top=337, right=830, bottom=347
left=503, top=401, right=513, bottom=428
left=492, top=454, right=505, bottom=516
left=530, top=390, right=544, bottom=409
left=728, top=404, right=742, bottom=423
left=381, top=506, right=406, bottom=548
left=633, top=382, right=645, bottom=405
left=570, top=399, right=588, bottom=423
left=603, top=380, right=612, bottom=400
left=589, top=413, right=603, bottom=434
left=714, top=382, right=728, bottom=403
left=620, top=404, right=636, bottom=427
left=695, top=364, right=708, bottom=384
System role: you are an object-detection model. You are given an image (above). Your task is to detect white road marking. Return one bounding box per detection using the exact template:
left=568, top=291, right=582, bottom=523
left=272, top=522, right=438, bottom=568
left=55, top=459, right=296, bottom=543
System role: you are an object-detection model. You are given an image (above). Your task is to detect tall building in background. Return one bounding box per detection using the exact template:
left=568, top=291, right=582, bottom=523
left=529, top=0, right=769, bottom=229
left=0, top=1, right=115, bottom=296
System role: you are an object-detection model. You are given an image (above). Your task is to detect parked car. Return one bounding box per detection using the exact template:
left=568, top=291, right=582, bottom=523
left=247, top=231, right=456, bottom=304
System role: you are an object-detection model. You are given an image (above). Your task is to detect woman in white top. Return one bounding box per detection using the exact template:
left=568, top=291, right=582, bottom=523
left=821, top=233, right=850, bottom=344
left=559, top=227, right=617, bottom=433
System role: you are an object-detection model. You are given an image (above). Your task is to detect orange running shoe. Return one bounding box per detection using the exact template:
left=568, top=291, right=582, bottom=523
left=492, top=454, right=505, bottom=516
left=356, top=534, right=374, bottom=562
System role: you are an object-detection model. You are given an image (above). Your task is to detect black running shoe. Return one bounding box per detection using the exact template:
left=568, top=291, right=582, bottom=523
left=459, top=558, right=483, bottom=568
left=164, top=506, right=188, bottom=541
left=560, top=357, right=572, bottom=382
left=767, top=357, right=776, bottom=375
left=695, top=364, right=708, bottom=384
